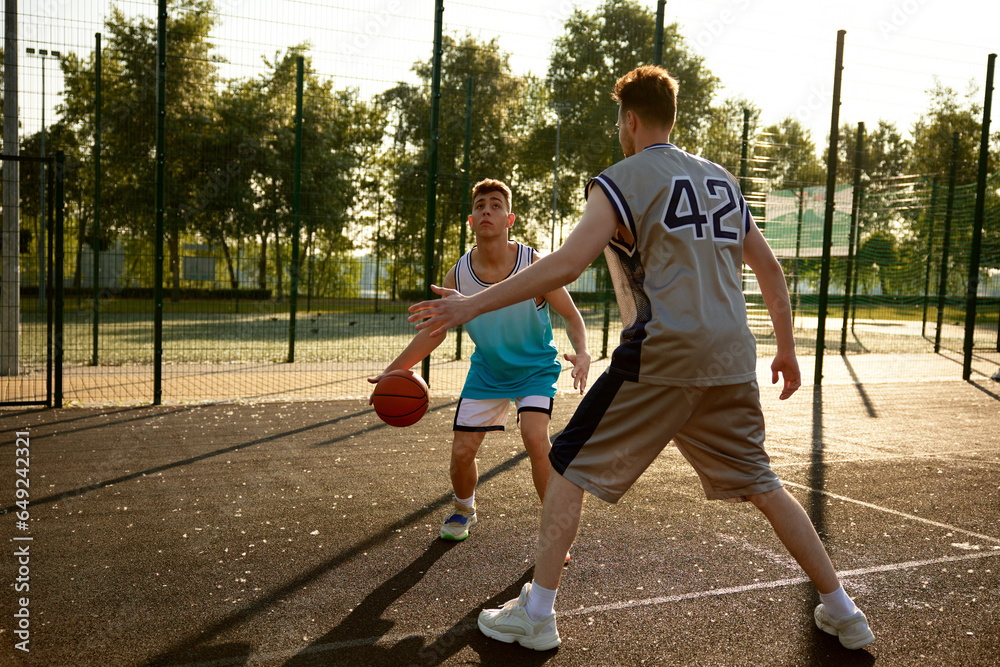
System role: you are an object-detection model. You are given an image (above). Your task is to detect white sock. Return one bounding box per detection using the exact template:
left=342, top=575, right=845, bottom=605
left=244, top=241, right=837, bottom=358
left=454, top=493, right=474, bottom=509
left=525, top=581, right=557, bottom=621
left=820, top=586, right=858, bottom=620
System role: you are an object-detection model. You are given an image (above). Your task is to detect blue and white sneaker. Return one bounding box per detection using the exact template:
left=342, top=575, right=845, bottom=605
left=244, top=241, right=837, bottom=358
left=440, top=500, right=477, bottom=541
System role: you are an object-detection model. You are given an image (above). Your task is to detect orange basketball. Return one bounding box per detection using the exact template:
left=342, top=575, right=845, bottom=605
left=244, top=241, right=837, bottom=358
left=372, top=369, right=429, bottom=427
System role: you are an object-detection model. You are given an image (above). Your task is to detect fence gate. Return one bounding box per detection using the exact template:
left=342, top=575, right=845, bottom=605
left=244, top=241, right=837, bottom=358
left=1, top=153, right=64, bottom=407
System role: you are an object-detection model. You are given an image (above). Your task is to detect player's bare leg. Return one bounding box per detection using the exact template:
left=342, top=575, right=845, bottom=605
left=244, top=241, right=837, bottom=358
left=440, top=431, right=487, bottom=541
left=518, top=411, right=552, bottom=501
left=478, top=471, right=580, bottom=648
left=451, top=430, right=486, bottom=500
left=747, top=487, right=839, bottom=593
left=533, top=471, right=584, bottom=589
left=748, top=487, right=876, bottom=648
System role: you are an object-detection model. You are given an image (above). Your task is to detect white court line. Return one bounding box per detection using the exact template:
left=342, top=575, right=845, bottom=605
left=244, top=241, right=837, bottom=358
left=782, top=481, right=1000, bottom=544
left=187, top=551, right=1000, bottom=667
left=561, top=550, right=1000, bottom=617
left=770, top=446, right=1000, bottom=469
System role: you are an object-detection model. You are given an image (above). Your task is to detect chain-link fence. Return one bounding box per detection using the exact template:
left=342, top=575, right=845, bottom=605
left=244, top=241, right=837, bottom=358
left=1, top=1, right=997, bottom=405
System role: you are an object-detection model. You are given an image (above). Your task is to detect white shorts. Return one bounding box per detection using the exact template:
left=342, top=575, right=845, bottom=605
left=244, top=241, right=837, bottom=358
left=453, top=396, right=553, bottom=432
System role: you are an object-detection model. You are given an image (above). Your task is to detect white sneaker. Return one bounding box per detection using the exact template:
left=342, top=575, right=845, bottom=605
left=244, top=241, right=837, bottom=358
left=439, top=501, right=477, bottom=541
left=478, top=582, right=561, bottom=651
left=814, top=604, right=875, bottom=649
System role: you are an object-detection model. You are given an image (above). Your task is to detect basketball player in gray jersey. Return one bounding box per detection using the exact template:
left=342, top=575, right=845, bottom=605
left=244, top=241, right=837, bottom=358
left=410, top=65, right=875, bottom=652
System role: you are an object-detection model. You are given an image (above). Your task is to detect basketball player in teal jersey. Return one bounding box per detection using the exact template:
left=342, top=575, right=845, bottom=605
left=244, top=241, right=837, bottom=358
left=370, top=178, right=591, bottom=543
left=410, top=67, right=875, bottom=652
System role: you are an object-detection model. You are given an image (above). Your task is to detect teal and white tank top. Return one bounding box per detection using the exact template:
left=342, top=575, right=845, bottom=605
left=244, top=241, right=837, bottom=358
left=455, top=243, right=561, bottom=399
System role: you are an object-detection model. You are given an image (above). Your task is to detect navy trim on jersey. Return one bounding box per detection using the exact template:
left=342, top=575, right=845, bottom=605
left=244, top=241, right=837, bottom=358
left=739, top=193, right=751, bottom=233
left=455, top=253, right=465, bottom=293
left=549, top=372, right=624, bottom=475
left=589, top=175, right=637, bottom=256
left=463, top=244, right=525, bottom=289
left=642, top=143, right=674, bottom=152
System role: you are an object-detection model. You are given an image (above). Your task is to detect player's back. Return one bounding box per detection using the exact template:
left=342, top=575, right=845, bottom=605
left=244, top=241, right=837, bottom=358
left=590, top=143, right=758, bottom=387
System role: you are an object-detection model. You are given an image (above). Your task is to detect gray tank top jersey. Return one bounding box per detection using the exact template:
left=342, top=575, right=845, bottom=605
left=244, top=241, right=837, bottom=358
left=588, top=142, right=758, bottom=386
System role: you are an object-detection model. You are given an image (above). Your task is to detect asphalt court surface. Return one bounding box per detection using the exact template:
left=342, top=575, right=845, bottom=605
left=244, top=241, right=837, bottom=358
left=1, top=356, right=999, bottom=665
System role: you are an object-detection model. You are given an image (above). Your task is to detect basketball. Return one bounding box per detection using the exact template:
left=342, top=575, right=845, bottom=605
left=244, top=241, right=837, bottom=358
left=372, top=369, right=429, bottom=427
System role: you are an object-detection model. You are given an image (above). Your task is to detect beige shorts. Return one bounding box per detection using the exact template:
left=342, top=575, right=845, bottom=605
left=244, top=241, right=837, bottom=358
left=549, top=372, right=780, bottom=503
left=454, top=396, right=553, bottom=432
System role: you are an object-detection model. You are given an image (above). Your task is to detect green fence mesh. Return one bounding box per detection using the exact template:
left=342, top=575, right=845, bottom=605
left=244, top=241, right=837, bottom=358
left=1, top=1, right=997, bottom=406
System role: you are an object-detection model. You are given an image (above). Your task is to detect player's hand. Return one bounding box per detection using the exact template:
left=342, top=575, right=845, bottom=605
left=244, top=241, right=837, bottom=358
left=564, top=352, right=591, bottom=394
left=770, top=351, right=801, bottom=400
left=408, top=285, right=475, bottom=337
left=367, top=372, right=389, bottom=405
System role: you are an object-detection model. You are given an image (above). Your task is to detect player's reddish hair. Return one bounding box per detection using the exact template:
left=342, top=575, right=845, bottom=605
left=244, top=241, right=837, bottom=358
left=612, top=65, right=679, bottom=130
left=471, top=178, right=512, bottom=211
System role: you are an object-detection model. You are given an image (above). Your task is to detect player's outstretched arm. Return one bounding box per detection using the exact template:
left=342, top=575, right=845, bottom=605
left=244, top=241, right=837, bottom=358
left=744, top=219, right=801, bottom=400
left=409, top=186, right=619, bottom=337
left=368, top=267, right=455, bottom=402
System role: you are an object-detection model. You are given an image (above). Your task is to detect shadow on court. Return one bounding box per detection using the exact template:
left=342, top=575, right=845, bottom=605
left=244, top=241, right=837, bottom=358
left=140, top=419, right=536, bottom=666
left=283, top=564, right=551, bottom=667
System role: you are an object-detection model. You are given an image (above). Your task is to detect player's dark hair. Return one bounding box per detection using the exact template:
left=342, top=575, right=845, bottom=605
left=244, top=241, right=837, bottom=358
left=471, top=178, right=512, bottom=211
left=612, top=65, right=679, bottom=130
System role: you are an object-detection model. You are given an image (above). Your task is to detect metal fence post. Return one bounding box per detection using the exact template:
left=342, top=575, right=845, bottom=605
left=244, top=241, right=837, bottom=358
left=55, top=152, right=65, bottom=407
left=654, top=0, right=665, bottom=65
left=2, top=0, right=21, bottom=378
left=153, top=0, right=167, bottom=405
left=934, top=132, right=960, bottom=354
left=963, top=53, right=995, bottom=380
left=288, top=55, right=303, bottom=363
left=814, top=29, right=846, bottom=385
left=92, top=32, right=102, bottom=366
left=456, top=75, right=472, bottom=361
left=841, top=122, right=864, bottom=355
left=421, top=0, right=444, bottom=387
left=921, top=176, right=939, bottom=337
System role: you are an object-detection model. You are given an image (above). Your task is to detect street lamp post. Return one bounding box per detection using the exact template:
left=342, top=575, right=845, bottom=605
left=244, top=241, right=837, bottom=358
left=26, top=46, right=60, bottom=309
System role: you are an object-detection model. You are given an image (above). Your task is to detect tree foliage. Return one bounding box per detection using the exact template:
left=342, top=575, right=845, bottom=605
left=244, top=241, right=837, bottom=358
left=755, top=117, right=824, bottom=191
left=58, top=2, right=376, bottom=298
left=31, top=0, right=1000, bottom=302
left=379, top=35, right=553, bottom=286
left=547, top=0, right=719, bottom=188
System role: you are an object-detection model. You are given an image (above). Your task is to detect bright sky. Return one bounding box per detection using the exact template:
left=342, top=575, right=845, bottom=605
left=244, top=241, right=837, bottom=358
left=6, top=0, right=998, bottom=152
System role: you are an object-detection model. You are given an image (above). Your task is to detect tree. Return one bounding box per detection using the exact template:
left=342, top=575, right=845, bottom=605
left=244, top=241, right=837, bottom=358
left=547, top=0, right=720, bottom=191
left=835, top=120, right=912, bottom=254
left=378, top=35, right=550, bottom=289
left=60, top=0, right=222, bottom=300
left=754, top=117, right=824, bottom=191
left=252, top=45, right=381, bottom=299
left=702, top=97, right=761, bottom=182
left=910, top=80, right=998, bottom=183
left=189, top=75, right=269, bottom=289
left=908, top=80, right=1000, bottom=282
left=837, top=119, right=910, bottom=183
left=856, top=230, right=899, bottom=295
left=19, top=123, right=88, bottom=288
